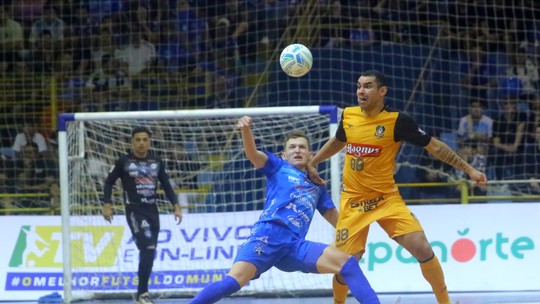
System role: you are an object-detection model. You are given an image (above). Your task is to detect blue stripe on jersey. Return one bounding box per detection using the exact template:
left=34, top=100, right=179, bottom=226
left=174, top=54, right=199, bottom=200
left=256, top=151, right=335, bottom=238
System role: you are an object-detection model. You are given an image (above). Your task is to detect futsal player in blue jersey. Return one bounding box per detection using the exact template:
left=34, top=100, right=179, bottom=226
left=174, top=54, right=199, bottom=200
left=188, top=116, right=380, bottom=304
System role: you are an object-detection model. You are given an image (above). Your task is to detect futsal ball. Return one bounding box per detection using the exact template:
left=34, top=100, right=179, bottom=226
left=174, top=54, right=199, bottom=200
left=279, top=44, right=313, bottom=77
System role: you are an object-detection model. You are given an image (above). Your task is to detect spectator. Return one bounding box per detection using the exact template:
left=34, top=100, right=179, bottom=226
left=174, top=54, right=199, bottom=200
left=445, top=0, right=484, bottom=50
left=91, top=28, right=120, bottom=71
left=506, top=48, right=539, bottom=100
left=460, top=44, right=498, bottom=109
left=12, top=119, right=48, bottom=159
left=205, top=74, right=240, bottom=108
left=319, top=0, right=348, bottom=48
left=156, top=20, right=196, bottom=75
left=212, top=17, right=240, bottom=72
left=30, top=30, right=56, bottom=74
left=246, top=0, right=286, bottom=61
left=115, top=31, right=156, bottom=76
left=348, top=17, right=376, bottom=47
left=126, top=3, right=159, bottom=44
left=54, top=51, right=86, bottom=103
left=84, top=54, right=131, bottom=111
left=218, top=0, right=249, bottom=64
left=175, top=0, right=211, bottom=65
left=0, top=4, right=24, bottom=75
left=456, top=99, right=493, bottom=147
left=28, top=4, right=65, bottom=49
left=14, top=143, right=59, bottom=212
left=68, top=3, right=95, bottom=74
left=4, top=58, right=37, bottom=103
left=491, top=98, right=528, bottom=180
left=97, top=15, right=124, bottom=47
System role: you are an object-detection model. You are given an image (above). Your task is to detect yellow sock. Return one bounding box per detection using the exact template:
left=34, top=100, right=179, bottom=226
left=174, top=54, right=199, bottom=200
left=419, top=255, right=450, bottom=304
left=333, top=274, right=350, bottom=304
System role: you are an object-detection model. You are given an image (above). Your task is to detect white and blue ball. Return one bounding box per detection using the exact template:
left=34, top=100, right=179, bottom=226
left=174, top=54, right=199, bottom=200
left=279, top=44, right=313, bottom=77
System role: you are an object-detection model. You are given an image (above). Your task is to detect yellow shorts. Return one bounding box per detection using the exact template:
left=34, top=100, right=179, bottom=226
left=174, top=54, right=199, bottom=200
left=335, top=191, right=423, bottom=254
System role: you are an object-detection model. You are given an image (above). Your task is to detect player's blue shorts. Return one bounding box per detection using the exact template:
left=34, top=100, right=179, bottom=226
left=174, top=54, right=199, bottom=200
left=233, top=221, right=328, bottom=279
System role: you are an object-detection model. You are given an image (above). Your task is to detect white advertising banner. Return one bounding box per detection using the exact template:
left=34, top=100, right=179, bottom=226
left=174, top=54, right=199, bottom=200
left=0, top=203, right=539, bottom=301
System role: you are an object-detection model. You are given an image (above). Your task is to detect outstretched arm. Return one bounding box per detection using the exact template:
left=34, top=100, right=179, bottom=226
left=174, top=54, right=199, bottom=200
left=307, top=136, right=347, bottom=185
left=237, top=116, right=268, bottom=169
left=424, top=137, right=487, bottom=185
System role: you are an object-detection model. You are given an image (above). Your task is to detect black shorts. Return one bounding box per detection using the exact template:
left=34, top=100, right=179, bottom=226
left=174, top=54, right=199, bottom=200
left=125, top=204, right=160, bottom=250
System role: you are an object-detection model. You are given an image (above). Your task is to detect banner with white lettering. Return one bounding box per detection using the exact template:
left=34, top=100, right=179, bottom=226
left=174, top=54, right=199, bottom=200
left=0, top=203, right=539, bottom=301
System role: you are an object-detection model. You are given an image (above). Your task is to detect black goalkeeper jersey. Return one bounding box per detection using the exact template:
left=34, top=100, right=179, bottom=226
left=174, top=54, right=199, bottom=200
left=103, top=153, right=178, bottom=207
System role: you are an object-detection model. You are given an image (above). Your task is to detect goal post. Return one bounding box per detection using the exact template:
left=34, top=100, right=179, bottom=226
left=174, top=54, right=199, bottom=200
left=57, top=106, right=341, bottom=302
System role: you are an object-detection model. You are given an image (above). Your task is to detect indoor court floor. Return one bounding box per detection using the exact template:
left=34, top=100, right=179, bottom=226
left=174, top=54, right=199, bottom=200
left=12, top=291, right=540, bottom=304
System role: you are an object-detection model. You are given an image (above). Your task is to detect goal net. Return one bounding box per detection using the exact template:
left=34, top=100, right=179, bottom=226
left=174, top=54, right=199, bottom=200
left=58, top=106, right=341, bottom=302
left=1, top=1, right=539, bottom=218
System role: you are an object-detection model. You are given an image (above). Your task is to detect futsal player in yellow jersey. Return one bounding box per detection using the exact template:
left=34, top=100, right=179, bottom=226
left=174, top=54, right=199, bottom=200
left=307, top=70, right=487, bottom=304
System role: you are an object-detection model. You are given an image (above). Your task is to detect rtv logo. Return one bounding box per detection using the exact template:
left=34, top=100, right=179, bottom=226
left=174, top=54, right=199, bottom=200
left=9, top=225, right=125, bottom=268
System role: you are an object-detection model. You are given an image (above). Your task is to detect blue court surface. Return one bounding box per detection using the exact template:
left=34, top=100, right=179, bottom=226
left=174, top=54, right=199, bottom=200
left=9, top=291, right=540, bottom=304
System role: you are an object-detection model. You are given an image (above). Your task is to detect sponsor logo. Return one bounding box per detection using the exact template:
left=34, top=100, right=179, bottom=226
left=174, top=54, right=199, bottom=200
left=374, top=125, right=385, bottom=138
left=9, top=225, right=124, bottom=268
left=288, top=175, right=301, bottom=184
left=361, top=229, right=535, bottom=271
left=345, top=143, right=383, bottom=157
left=350, top=195, right=384, bottom=212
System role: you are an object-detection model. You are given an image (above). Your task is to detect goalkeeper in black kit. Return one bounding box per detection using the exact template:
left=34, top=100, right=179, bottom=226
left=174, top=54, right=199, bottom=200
left=102, top=126, right=182, bottom=304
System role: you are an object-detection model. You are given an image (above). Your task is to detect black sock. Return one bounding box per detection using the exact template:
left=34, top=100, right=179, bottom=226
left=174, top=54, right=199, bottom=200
left=137, top=248, right=155, bottom=296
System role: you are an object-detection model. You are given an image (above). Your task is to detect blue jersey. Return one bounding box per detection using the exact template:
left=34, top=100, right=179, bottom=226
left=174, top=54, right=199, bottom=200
left=256, top=152, right=335, bottom=238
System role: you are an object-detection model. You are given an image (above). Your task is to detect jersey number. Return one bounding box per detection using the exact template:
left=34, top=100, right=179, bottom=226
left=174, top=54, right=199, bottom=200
left=350, top=158, right=364, bottom=172
left=336, top=228, right=349, bottom=241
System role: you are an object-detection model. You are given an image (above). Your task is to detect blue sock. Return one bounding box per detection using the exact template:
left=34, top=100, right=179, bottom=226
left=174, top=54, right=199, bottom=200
left=340, top=257, right=381, bottom=304
left=188, top=275, right=241, bottom=304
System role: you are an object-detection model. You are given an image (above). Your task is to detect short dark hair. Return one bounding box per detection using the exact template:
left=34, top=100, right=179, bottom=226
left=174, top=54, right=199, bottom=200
left=131, top=126, right=152, bottom=138
left=469, top=99, right=485, bottom=107
left=283, top=130, right=310, bottom=149
left=361, top=70, right=388, bottom=88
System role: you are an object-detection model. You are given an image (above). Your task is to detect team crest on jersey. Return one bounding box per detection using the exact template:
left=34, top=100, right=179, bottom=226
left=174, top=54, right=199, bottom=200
left=374, top=125, right=385, bottom=138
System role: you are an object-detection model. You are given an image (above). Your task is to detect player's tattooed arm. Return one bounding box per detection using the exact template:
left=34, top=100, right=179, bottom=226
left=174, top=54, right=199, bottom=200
left=424, top=137, right=472, bottom=174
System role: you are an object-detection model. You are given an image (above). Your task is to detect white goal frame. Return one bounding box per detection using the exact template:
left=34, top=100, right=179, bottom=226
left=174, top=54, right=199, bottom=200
left=57, top=106, right=341, bottom=303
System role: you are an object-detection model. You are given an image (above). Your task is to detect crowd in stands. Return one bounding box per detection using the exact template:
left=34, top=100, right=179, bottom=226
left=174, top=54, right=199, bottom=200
left=0, top=0, right=540, bottom=213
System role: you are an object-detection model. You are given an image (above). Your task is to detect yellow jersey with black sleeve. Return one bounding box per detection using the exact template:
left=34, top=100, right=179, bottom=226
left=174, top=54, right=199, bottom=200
left=336, top=106, right=431, bottom=199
